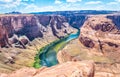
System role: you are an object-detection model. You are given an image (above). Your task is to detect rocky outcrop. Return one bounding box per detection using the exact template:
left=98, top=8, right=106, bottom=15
left=0, top=14, right=75, bottom=48
left=56, top=15, right=120, bottom=77
left=79, top=15, right=120, bottom=61
left=79, top=15, right=120, bottom=77
left=79, top=37, right=95, bottom=48
left=57, top=50, right=73, bottom=63
left=0, top=61, right=95, bottom=77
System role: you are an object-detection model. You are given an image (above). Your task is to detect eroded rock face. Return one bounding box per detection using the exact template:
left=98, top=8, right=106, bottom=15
left=37, top=15, right=51, bottom=27
left=57, top=15, right=120, bottom=77
left=66, top=15, right=87, bottom=28
left=0, top=61, right=95, bottom=77
left=0, top=15, right=75, bottom=48
left=79, top=36, right=95, bottom=48
left=79, top=15, right=120, bottom=77
left=80, top=15, right=120, bottom=58
left=0, top=24, right=12, bottom=47
left=0, top=14, right=76, bottom=73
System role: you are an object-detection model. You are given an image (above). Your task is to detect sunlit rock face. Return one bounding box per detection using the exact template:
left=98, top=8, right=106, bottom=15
left=0, top=61, right=95, bottom=77
left=58, top=15, right=120, bottom=63
left=79, top=15, right=120, bottom=77
left=79, top=15, right=120, bottom=61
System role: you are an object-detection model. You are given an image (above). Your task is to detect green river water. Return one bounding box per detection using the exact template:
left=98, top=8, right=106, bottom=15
left=33, top=29, right=80, bottom=68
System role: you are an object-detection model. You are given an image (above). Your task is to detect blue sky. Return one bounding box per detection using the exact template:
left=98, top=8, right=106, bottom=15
left=0, top=0, right=120, bottom=13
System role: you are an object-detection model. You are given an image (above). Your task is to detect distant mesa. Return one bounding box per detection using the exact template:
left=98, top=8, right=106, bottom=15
left=30, top=10, right=117, bottom=15
left=5, top=11, right=22, bottom=14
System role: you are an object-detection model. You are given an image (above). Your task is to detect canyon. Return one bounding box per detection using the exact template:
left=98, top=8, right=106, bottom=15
left=59, top=14, right=120, bottom=77
left=0, top=11, right=120, bottom=77
left=0, top=14, right=76, bottom=73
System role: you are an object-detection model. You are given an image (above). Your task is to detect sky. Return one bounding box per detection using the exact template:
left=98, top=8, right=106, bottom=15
left=0, top=0, right=120, bottom=13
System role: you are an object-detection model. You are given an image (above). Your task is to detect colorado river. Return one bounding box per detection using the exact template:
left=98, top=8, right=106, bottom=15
left=33, top=28, right=80, bottom=68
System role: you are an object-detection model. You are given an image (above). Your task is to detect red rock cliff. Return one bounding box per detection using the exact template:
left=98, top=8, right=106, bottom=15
left=0, top=14, right=75, bottom=48
left=80, top=15, right=120, bottom=62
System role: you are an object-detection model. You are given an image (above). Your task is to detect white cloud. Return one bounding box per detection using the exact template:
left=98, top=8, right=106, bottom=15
left=0, top=0, right=26, bottom=8
left=85, top=1, right=102, bottom=5
left=66, top=0, right=82, bottom=3
left=18, top=1, right=120, bottom=13
left=55, top=0, right=62, bottom=4
left=0, top=0, right=120, bottom=13
left=0, top=0, right=13, bottom=3
left=21, top=3, right=81, bottom=13
left=20, top=4, right=55, bottom=13
left=21, top=4, right=40, bottom=12
left=21, top=0, right=34, bottom=1
left=107, top=2, right=118, bottom=5
left=20, top=2, right=105, bottom=13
